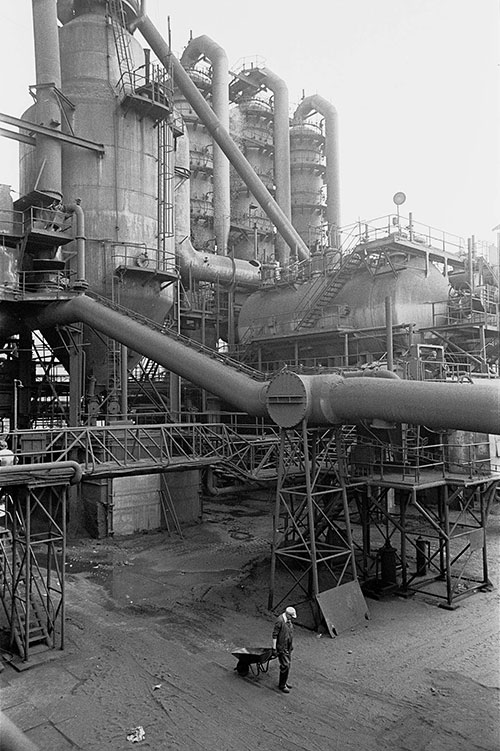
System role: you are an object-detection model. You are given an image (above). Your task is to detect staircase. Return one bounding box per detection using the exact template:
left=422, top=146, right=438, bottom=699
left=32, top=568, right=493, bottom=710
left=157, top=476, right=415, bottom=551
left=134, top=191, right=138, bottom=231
left=85, top=291, right=268, bottom=382
left=0, top=528, right=52, bottom=660
left=295, top=250, right=365, bottom=331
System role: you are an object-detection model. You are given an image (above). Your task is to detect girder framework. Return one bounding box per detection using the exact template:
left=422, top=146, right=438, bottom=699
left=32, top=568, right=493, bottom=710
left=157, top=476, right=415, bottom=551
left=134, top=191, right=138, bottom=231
left=268, top=424, right=362, bottom=620
left=360, top=477, right=497, bottom=609
left=0, top=479, right=68, bottom=662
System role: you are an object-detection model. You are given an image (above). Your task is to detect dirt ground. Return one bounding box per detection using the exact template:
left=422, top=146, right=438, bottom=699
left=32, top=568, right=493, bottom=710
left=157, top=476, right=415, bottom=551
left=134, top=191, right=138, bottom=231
left=1, top=490, right=499, bottom=751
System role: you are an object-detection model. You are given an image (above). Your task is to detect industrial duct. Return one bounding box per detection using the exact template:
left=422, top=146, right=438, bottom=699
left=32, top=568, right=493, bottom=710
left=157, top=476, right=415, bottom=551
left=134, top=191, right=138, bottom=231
left=181, top=36, right=231, bottom=256
left=19, top=296, right=500, bottom=435
left=136, top=15, right=310, bottom=261
left=294, top=94, right=340, bottom=236
left=175, top=127, right=261, bottom=286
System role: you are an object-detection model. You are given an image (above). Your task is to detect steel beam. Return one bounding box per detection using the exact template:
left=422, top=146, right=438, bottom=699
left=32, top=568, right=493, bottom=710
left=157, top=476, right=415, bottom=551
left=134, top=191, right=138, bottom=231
left=0, top=112, right=105, bottom=154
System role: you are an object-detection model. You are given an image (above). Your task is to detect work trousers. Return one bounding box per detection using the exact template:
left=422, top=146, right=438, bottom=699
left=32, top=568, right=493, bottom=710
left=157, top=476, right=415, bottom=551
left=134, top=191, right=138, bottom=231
left=277, top=650, right=291, bottom=688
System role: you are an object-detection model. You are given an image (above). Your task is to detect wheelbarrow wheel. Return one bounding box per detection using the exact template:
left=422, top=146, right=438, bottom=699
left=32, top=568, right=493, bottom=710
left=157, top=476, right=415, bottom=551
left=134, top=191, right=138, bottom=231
left=236, top=660, right=249, bottom=676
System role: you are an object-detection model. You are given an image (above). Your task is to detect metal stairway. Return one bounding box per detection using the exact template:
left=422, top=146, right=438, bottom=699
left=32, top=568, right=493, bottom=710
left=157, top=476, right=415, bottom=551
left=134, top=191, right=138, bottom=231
left=85, top=291, right=268, bottom=382
left=295, top=250, right=365, bottom=331
left=0, top=528, right=52, bottom=660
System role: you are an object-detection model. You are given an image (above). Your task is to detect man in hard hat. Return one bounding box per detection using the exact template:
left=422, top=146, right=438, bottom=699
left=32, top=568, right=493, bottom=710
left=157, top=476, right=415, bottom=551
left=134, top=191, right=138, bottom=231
left=272, top=606, right=297, bottom=693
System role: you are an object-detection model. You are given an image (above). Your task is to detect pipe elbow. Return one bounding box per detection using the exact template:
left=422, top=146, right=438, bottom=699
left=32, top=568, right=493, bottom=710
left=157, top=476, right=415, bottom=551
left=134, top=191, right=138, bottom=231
left=261, top=67, right=288, bottom=97
left=181, top=35, right=228, bottom=69
left=293, top=94, right=338, bottom=123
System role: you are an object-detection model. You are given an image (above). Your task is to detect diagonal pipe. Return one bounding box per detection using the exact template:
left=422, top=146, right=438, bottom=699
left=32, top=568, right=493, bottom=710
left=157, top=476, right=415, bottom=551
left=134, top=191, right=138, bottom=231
left=136, top=15, right=310, bottom=261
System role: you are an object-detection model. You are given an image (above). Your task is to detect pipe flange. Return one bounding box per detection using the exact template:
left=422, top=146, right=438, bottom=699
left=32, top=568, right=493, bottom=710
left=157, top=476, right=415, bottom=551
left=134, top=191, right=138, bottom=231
left=266, top=370, right=309, bottom=428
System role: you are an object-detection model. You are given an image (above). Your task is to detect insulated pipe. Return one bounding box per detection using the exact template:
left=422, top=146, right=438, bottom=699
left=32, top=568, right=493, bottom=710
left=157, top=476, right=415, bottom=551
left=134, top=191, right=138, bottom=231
left=136, top=16, right=310, bottom=261
left=21, top=297, right=500, bottom=435
left=175, top=126, right=261, bottom=286
left=181, top=36, right=230, bottom=255
left=294, top=95, right=340, bottom=237
left=31, top=0, right=63, bottom=199
left=266, top=371, right=500, bottom=434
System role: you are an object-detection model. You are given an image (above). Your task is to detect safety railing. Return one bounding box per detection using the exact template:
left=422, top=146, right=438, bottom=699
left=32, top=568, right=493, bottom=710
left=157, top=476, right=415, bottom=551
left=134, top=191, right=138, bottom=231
left=0, top=269, right=81, bottom=299
left=349, top=432, right=492, bottom=483
left=110, top=242, right=177, bottom=275
left=339, top=214, right=466, bottom=257
left=13, top=422, right=281, bottom=482
left=239, top=302, right=354, bottom=342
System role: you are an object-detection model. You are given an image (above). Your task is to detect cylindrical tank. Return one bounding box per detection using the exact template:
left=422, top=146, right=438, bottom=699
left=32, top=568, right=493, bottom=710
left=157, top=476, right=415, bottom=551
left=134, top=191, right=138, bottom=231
left=230, top=98, right=275, bottom=263
left=237, top=255, right=449, bottom=354
left=290, top=122, right=327, bottom=251
left=20, top=2, right=174, bottom=392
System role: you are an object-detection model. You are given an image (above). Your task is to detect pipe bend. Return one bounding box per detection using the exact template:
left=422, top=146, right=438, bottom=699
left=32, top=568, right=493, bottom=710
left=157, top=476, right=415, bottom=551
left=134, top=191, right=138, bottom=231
left=293, top=94, right=338, bottom=122
left=180, top=35, right=228, bottom=68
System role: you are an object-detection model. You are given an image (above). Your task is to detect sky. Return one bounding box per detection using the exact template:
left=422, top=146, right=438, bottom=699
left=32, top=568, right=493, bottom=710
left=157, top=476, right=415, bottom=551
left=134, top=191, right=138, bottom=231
left=1, top=0, right=499, bottom=244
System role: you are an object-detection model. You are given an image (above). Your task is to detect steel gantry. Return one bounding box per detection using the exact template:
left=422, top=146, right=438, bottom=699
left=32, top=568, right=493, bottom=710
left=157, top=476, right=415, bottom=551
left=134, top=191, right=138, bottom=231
left=358, top=475, right=497, bottom=609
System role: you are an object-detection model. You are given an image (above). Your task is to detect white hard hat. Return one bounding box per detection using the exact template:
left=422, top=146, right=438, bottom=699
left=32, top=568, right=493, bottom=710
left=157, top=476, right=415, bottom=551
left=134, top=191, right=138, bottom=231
left=285, top=606, right=297, bottom=618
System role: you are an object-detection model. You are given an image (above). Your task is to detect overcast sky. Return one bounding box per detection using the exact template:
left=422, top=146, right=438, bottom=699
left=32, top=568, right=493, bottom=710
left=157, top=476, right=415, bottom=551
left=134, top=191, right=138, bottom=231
left=1, top=0, right=499, bottom=244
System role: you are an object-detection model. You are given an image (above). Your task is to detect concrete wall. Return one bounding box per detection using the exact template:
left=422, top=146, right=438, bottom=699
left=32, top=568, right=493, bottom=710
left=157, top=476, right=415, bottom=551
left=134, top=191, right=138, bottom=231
left=82, top=469, right=202, bottom=538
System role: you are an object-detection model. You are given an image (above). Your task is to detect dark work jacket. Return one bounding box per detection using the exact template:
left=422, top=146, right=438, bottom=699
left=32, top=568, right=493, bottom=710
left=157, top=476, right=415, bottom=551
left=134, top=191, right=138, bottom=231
left=272, top=614, right=294, bottom=653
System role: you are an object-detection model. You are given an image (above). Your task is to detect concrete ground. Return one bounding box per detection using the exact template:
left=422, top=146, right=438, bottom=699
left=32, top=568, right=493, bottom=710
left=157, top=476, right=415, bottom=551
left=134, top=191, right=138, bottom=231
left=1, top=490, right=499, bottom=750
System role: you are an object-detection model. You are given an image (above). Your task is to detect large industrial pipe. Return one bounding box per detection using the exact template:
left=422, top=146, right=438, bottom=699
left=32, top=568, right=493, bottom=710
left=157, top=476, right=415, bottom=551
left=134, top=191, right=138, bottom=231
left=136, top=16, right=310, bottom=261
left=258, top=68, right=292, bottom=267
left=20, top=296, right=500, bottom=435
left=31, top=0, right=63, bottom=199
left=23, top=296, right=269, bottom=416
left=294, top=95, right=340, bottom=236
left=175, top=127, right=261, bottom=286
left=266, top=370, right=500, bottom=434
left=181, top=36, right=230, bottom=255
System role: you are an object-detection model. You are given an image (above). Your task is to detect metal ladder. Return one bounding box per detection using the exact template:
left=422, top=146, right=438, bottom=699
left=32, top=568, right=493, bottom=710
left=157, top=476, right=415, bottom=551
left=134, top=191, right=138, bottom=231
left=107, top=0, right=135, bottom=96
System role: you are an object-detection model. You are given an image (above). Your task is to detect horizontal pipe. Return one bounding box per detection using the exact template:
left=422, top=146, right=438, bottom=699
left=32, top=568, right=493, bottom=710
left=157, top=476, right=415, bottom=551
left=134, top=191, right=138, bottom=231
left=137, top=16, right=310, bottom=261
left=177, top=237, right=261, bottom=286
left=0, top=460, right=83, bottom=485
left=22, top=296, right=500, bottom=435
left=266, top=371, right=500, bottom=434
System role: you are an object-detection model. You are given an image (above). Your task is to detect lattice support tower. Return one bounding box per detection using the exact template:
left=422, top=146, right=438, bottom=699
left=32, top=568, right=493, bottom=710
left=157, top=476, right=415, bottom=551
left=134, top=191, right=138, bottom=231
left=0, top=478, right=69, bottom=663
left=268, top=424, right=360, bottom=624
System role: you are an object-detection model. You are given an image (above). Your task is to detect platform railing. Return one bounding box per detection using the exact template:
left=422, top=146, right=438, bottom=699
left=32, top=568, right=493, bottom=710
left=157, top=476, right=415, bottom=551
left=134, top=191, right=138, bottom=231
left=13, top=422, right=281, bottom=480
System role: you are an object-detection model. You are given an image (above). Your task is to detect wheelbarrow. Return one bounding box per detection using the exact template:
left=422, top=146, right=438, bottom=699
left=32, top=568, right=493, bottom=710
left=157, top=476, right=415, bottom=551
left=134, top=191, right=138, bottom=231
left=232, top=647, right=276, bottom=677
